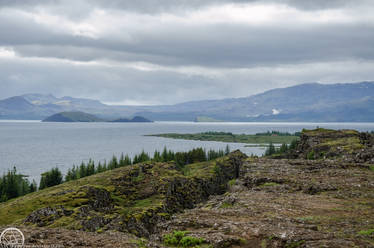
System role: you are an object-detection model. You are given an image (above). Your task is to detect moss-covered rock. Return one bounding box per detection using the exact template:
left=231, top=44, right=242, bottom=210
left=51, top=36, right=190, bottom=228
left=0, top=151, right=247, bottom=238
left=293, top=128, right=374, bottom=162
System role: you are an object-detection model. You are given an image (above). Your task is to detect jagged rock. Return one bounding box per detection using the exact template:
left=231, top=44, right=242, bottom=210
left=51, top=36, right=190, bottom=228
left=24, top=206, right=73, bottom=227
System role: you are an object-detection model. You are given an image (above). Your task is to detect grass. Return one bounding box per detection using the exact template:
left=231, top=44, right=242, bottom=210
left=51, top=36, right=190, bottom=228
left=358, top=229, right=374, bottom=236
left=0, top=152, right=239, bottom=229
left=147, top=132, right=299, bottom=144
left=228, top=179, right=236, bottom=187
left=219, top=202, right=234, bottom=209
left=131, top=195, right=163, bottom=209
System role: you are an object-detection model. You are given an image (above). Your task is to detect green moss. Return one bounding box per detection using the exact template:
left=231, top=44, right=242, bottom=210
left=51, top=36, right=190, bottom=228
left=261, top=239, right=267, bottom=248
left=260, top=182, right=280, bottom=187
left=220, top=202, right=233, bottom=209
left=48, top=216, right=76, bottom=228
left=317, top=137, right=364, bottom=154
left=228, top=179, right=236, bottom=187
left=302, top=128, right=337, bottom=135
left=132, top=196, right=162, bottom=209
left=307, top=151, right=315, bottom=160
left=132, top=168, right=144, bottom=183
left=369, top=166, right=374, bottom=172
left=285, top=240, right=305, bottom=248
left=135, top=238, right=148, bottom=248
left=358, top=229, right=374, bottom=236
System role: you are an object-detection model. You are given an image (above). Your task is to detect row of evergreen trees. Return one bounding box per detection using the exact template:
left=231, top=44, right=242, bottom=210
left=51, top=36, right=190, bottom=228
left=64, top=146, right=230, bottom=182
left=0, top=146, right=231, bottom=203
left=0, top=167, right=37, bottom=202
left=265, top=139, right=299, bottom=156
left=255, top=131, right=301, bottom=136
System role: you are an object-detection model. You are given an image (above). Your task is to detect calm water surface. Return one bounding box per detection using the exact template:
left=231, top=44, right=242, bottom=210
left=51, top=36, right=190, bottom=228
left=1, top=121, right=374, bottom=181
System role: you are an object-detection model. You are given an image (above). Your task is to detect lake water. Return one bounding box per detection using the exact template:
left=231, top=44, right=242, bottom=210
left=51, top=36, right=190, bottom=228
left=1, top=121, right=374, bottom=182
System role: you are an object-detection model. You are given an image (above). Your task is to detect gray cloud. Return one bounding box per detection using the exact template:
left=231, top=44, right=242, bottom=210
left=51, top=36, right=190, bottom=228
left=1, top=0, right=369, bottom=12
left=0, top=0, right=373, bottom=104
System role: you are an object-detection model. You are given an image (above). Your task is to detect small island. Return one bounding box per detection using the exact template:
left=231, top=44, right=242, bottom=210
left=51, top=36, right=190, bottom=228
left=42, top=112, right=153, bottom=123
left=109, top=116, right=153, bottom=123
left=147, top=131, right=300, bottom=144
left=42, top=111, right=103, bottom=122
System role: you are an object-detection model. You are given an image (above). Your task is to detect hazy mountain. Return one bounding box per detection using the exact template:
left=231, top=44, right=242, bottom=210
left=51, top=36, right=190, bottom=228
left=135, top=82, right=374, bottom=121
left=0, top=94, right=126, bottom=120
left=22, top=93, right=106, bottom=109
left=1, top=82, right=374, bottom=121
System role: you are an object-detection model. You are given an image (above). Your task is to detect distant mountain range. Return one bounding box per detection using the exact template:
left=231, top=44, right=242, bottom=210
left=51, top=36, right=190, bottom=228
left=1, top=82, right=374, bottom=122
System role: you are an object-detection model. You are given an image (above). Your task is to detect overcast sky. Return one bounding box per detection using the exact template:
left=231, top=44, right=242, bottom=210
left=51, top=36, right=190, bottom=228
left=0, top=0, right=373, bottom=105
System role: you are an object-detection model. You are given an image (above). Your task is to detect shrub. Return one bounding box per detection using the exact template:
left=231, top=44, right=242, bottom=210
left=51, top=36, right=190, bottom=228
left=179, top=236, right=205, bottom=247
left=163, top=231, right=205, bottom=247
left=307, top=151, right=315, bottom=160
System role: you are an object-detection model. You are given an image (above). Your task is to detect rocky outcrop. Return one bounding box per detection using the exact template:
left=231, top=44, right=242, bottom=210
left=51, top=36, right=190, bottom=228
left=24, top=206, right=73, bottom=227
left=293, top=128, right=374, bottom=162
left=20, top=151, right=247, bottom=239
left=155, top=157, right=374, bottom=248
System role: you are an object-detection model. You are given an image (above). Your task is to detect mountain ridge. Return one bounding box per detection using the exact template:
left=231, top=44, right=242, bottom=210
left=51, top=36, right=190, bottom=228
left=1, top=81, right=374, bottom=121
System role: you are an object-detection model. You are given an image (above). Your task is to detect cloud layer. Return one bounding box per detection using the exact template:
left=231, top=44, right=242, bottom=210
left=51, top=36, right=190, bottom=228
left=0, top=0, right=373, bottom=104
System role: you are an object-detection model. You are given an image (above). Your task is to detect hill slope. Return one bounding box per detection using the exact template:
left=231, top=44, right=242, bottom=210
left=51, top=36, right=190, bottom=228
left=1, top=81, right=374, bottom=121
left=0, top=152, right=245, bottom=233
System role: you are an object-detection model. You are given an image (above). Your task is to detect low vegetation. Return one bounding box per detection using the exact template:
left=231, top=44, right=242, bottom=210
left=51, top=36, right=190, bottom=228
left=148, top=131, right=300, bottom=144
left=163, top=231, right=206, bottom=247
left=0, top=149, right=246, bottom=238
left=0, top=146, right=230, bottom=203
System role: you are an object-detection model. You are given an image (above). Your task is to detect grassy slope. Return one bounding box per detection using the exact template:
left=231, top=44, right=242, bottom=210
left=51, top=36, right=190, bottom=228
left=0, top=154, right=236, bottom=229
left=148, top=132, right=299, bottom=144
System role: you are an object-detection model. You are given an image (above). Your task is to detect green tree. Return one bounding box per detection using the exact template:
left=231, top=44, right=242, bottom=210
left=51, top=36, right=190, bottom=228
left=153, top=150, right=162, bottom=162
left=279, top=143, right=289, bottom=154
left=39, top=167, right=63, bottom=190
left=265, top=142, right=276, bottom=156
left=225, top=145, right=231, bottom=155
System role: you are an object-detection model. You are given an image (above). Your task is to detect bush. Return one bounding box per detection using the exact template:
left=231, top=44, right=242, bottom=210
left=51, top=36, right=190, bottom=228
left=307, top=151, right=315, bottom=160
left=163, top=231, right=205, bottom=247
left=180, top=236, right=205, bottom=247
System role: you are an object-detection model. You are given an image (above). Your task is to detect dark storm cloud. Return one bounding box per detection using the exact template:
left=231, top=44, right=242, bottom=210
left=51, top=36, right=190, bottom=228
left=0, top=0, right=373, bottom=104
